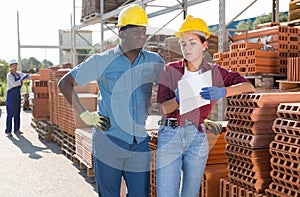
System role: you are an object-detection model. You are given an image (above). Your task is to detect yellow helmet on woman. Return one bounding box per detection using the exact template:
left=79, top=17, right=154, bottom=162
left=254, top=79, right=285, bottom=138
left=175, top=15, right=210, bottom=39
left=117, top=4, right=148, bottom=27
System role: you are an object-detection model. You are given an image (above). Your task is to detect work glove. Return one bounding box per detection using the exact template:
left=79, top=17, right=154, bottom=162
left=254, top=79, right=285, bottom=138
left=200, top=86, right=226, bottom=100
left=175, top=88, right=180, bottom=104
left=204, top=119, right=223, bottom=135
left=79, top=110, right=110, bottom=131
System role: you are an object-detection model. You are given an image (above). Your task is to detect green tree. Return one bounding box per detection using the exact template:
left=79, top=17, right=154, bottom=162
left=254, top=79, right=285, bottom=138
left=236, top=19, right=253, bottom=31
left=77, top=49, right=91, bottom=64
left=279, top=12, right=288, bottom=22
left=0, top=59, right=9, bottom=82
left=234, top=12, right=288, bottom=33
left=89, top=43, right=101, bottom=54
left=41, top=59, right=54, bottom=68
left=21, top=57, right=40, bottom=71
left=19, top=57, right=53, bottom=72
left=209, top=26, right=218, bottom=34
left=252, top=13, right=273, bottom=28
left=253, top=12, right=288, bottom=29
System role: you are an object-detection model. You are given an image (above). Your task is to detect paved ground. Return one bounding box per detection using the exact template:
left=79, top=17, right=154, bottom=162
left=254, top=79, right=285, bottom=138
left=0, top=106, right=98, bottom=197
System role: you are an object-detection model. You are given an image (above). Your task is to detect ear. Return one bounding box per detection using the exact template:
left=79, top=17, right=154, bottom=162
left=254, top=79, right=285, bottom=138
left=203, top=41, right=208, bottom=51
left=119, top=30, right=124, bottom=39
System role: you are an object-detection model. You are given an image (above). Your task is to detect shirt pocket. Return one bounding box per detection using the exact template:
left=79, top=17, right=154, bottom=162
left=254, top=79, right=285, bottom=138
left=104, top=71, right=127, bottom=94
left=142, top=68, right=154, bottom=81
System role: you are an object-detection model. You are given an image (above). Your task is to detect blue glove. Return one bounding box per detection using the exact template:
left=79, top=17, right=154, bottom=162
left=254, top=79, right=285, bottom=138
left=175, top=88, right=180, bottom=104
left=200, top=86, right=226, bottom=100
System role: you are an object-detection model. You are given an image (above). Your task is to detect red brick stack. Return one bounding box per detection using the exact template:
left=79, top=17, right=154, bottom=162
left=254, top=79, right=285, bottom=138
left=221, top=92, right=300, bottom=196
left=265, top=102, right=300, bottom=196
left=148, top=131, right=158, bottom=197
left=72, top=82, right=98, bottom=176
left=31, top=68, right=51, bottom=120
left=214, top=25, right=300, bottom=75
left=200, top=130, right=229, bottom=197
left=287, top=57, right=300, bottom=81
left=48, top=68, right=70, bottom=126
left=74, top=127, right=93, bottom=173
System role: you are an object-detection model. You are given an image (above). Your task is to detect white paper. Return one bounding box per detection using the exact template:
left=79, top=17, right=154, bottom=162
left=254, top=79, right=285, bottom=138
left=178, top=70, right=212, bottom=115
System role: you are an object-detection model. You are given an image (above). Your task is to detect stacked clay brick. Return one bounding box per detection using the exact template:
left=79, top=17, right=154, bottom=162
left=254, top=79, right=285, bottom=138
left=48, top=67, right=70, bottom=126
left=31, top=69, right=51, bottom=120
left=265, top=103, right=300, bottom=196
left=214, top=25, right=300, bottom=75
left=200, top=131, right=229, bottom=197
left=287, top=57, right=300, bottom=81
left=221, top=92, right=300, bottom=196
left=74, top=127, right=94, bottom=171
left=148, top=131, right=158, bottom=197
left=73, top=85, right=98, bottom=172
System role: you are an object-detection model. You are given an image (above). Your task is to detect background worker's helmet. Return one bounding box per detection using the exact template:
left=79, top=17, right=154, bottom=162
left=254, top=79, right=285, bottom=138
left=175, top=15, right=210, bottom=39
left=117, top=4, right=148, bottom=27
left=9, top=59, right=18, bottom=66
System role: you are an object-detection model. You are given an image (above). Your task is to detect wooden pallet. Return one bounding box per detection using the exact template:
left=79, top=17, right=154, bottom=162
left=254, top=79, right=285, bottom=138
left=73, top=154, right=95, bottom=177
left=276, top=80, right=300, bottom=90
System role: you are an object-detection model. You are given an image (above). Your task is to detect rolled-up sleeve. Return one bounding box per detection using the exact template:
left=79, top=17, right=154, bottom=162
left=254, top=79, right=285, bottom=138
left=71, top=55, right=100, bottom=86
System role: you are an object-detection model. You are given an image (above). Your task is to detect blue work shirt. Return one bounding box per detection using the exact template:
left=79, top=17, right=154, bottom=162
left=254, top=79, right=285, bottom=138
left=71, top=45, right=164, bottom=144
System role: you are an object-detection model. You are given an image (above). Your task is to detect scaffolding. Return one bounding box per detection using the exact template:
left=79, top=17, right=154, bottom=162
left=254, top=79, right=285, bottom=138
left=71, top=0, right=281, bottom=66
left=16, top=0, right=282, bottom=69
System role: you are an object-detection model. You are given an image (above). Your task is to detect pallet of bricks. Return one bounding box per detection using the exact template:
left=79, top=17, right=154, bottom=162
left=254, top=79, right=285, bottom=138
left=213, top=24, right=300, bottom=78
left=287, top=0, right=300, bottom=26
left=46, top=64, right=98, bottom=165
left=31, top=68, right=52, bottom=141
left=80, top=0, right=135, bottom=22
left=59, top=81, right=98, bottom=161
left=46, top=65, right=79, bottom=159
left=48, top=66, right=70, bottom=145
left=265, top=102, right=300, bottom=196
left=148, top=125, right=229, bottom=197
left=220, top=92, right=300, bottom=197
left=72, top=82, right=98, bottom=177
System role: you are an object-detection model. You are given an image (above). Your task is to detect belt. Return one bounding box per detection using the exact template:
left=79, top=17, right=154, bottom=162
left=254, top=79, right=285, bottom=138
left=158, top=118, right=195, bottom=129
left=158, top=118, right=178, bottom=129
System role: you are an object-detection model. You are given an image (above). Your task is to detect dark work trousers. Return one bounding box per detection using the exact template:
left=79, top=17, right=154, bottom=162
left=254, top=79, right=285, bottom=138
left=5, top=85, right=21, bottom=133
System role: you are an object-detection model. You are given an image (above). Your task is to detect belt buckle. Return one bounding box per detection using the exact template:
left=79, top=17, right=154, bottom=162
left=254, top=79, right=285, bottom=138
left=167, top=118, right=178, bottom=129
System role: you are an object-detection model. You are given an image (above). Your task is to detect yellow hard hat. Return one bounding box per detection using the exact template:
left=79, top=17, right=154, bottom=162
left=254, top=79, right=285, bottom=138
left=117, top=4, right=148, bottom=27
left=175, top=15, right=210, bottom=39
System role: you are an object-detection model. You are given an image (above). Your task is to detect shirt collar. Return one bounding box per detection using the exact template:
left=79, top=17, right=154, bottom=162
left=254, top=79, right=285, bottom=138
left=182, top=58, right=209, bottom=72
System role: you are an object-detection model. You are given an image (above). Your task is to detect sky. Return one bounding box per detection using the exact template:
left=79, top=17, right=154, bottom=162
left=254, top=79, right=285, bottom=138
left=0, top=0, right=290, bottom=66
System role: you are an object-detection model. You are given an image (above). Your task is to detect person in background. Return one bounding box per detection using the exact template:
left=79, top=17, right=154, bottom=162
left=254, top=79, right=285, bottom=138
left=58, top=4, right=164, bottom=197
left=156, top=15, right=255, bottom=197
left=5, top=59, right=30, bottom=137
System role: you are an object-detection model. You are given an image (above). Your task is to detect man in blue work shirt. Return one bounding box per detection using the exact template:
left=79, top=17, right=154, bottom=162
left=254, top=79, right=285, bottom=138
left=58, top=4, right=164, bottom=197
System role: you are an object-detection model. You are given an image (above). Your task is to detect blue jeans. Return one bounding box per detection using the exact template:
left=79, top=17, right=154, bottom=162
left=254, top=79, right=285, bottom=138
left=156, top=124, right=208, bottom=197
left=93, top=130, right=151, bottom=197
